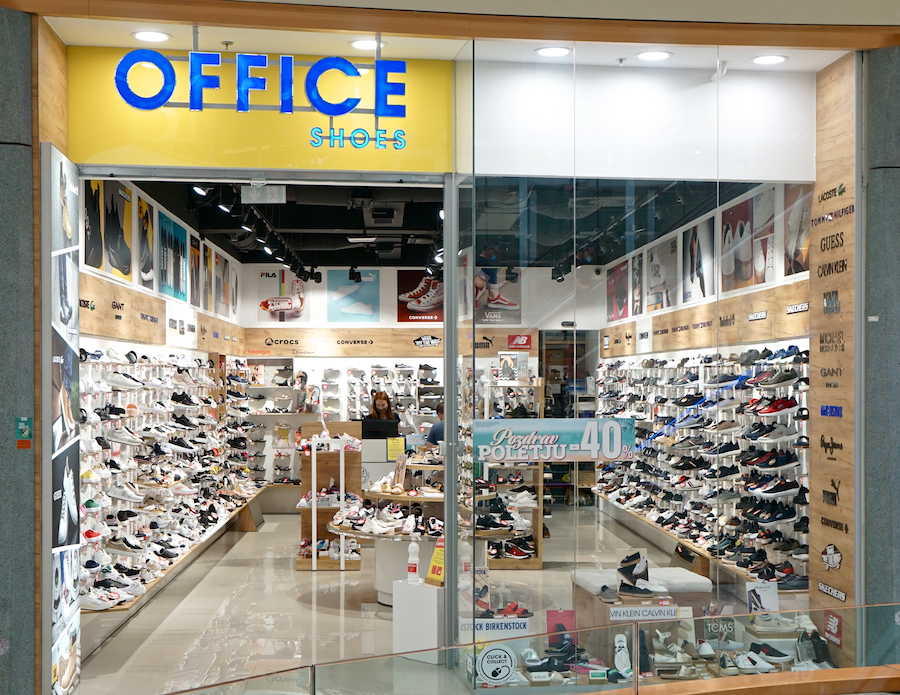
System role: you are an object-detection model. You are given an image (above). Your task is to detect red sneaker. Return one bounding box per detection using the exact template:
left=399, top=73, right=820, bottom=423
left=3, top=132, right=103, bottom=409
left=486, top=294, right=519, bottom=310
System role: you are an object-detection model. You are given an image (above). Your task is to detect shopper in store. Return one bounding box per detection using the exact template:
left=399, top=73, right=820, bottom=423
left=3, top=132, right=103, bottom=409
left=365, top=391, right=401, bottom=421
left=425, top=402, right=444, bottom=449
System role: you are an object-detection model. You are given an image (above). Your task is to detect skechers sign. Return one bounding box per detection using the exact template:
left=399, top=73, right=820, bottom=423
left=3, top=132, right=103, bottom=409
left=115, top=50, right=407, bottom=150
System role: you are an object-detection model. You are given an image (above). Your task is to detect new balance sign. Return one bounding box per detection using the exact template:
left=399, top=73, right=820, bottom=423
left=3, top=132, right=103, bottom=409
left=507, top=335, right=531, bottom=349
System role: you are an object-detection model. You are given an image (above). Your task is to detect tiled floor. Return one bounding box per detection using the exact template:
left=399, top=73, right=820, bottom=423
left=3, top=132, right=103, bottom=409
left=79, top=505, right=804, bottom=695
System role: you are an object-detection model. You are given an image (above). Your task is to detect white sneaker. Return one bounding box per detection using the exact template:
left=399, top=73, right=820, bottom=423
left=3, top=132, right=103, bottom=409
left=106, top=372, right=143, bottom=390
left=109, top=483, right=143, bottom=503
left=732, top=651, right=758, bottom=674
left=408, top=283, right=444, bottom=312
left=106, top=348, right=126, bottom=363
left=80, top=587, right=116, bottom=610
left=107, top=429, right=143, bottom=445
left=330, top=285, right=361, bottom=301
left=341, top=302, right=373, bottom=315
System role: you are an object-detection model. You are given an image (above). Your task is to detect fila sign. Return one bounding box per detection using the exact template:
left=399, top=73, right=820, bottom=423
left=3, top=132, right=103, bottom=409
left=115, top=50, right=407, bottom=150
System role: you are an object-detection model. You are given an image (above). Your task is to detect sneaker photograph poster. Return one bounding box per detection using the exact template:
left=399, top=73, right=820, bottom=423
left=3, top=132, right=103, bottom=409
left=646, top=237, right=677, bottom=312
left=137, top=196, right=154, bottom=289
left=397, top=269, right=443, bottom=322
left=83, top=180, right=104, bottom=270
left=327, top=269, right=380, bottom=323
left=189, top=234, right=201, bottom=308
left=682, top=217, right=716, bottom=303
left=51, top=328, right=79, bottom=454
left=256, top=267, right=309, bottom=323
left=202, top=243, right=213, bottom=311
left=158, top=211, right=187, bottom=302
left=631, top=253, right=643, bottom=316
left=606, top=260, right=629, bottom=321
left=476, top=267, right=522, bottom=325
left=784, top=183, right=812, bottom=275
left=103, top=182, right=133, bottom=282
left=215, top=253, right=231, bottom=317
left=721, top=188, right=775, bottom=292
left=51, top=440, right=81, bottom=550
left=49, top=146, right=79, bottom=253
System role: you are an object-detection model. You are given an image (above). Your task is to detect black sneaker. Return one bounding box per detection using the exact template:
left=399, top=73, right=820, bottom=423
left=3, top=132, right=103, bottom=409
left=104, top=199, right=132, bottom=275
left=174, top=414, right=198, bottom=429
left=617, top=581, right=652, bottom=598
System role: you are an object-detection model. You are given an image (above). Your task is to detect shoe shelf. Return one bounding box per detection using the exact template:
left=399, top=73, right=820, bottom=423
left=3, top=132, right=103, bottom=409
left=77, top=347, right=268, bottom=616
left=295, top=421, right=362, bottom=571
left=325, top=522, right=442, bottom=543
left=593, top=343, right=811, bottom=593
left=474, top=370, right=542, bottom=419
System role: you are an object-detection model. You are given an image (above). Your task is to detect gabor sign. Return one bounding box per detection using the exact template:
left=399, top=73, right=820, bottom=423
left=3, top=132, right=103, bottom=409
left=115, top=49, right=407, bottom=150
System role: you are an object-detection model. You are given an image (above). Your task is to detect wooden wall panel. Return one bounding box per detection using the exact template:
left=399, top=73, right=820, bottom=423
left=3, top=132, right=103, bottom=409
left=458, top=329, right=539, bottom=358
left=37, top=17, right=66, bottom=154
left=198, top=314, right=245, bottom=355
left=78, top=272, right=167, bottom=344
left=600, top=322, right=636, bottom=358
left=807, top=52, right=857, bottom=646
left=245, top=327, right=445, bottom=358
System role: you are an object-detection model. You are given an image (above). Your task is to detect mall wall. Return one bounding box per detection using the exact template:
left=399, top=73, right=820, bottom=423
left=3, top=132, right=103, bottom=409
left=472, top=60, right=816, bottom=181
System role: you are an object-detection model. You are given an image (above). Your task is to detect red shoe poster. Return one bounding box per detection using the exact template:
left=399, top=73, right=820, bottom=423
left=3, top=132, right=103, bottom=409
left=606, top=261, right=629, bottom=322
left=398, top=269, right=443, bottom=322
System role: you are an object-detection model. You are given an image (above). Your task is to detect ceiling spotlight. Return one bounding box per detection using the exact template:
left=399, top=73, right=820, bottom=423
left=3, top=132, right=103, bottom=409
left=636, top=51, right=672, bottom=62
left=133, top=31, right=171, bottom=43
left=439, top=209, right=445, bottom=220
left=300, top=267, right=312, bottom=282
left=536, top=47, right=571, bottom=58
left=350, top=40, right=385, bottom=50
left=311, top=268, right=322, bottom=283
left=551, top=266, right=565, bottom=283
left=282, top=261, right=290, bottom=268
left=349, top=267, right=362, bottom=283
left=426, top=266, right=434, bottom=276
left=193, top=186, right=209, bottom=196
left=752, top=55, right=788, bottom=65
left=263, top=246, right=273, bottom=255
left=217, top=201, right=229, bottom=213
left=433, top=247, right=444, bottom=264
left=275, top=251, right=285, bottom=261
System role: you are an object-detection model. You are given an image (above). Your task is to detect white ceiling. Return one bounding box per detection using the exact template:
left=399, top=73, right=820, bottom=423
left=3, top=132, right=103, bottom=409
left=46, top=17, right=846, bottom=71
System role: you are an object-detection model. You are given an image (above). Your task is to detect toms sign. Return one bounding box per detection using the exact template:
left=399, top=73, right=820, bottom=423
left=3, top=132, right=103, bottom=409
left=115, top=50, right=407, bottom=150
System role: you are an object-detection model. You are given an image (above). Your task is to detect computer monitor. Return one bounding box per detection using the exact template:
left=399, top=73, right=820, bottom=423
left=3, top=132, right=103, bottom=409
left=362, top=419, right=400, bottom=439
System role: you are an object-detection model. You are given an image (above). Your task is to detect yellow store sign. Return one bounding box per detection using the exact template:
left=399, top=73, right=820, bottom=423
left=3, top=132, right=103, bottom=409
left=68, top=47, right=453, bottom=173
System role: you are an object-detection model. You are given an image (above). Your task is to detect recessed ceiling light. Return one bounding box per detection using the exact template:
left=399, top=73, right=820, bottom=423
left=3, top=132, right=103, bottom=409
left=636, top=51, right=672, bottom=62
left=133, top=31, right=171, bottom=43
left=752, top=55, right=788, bottom=65
left=350, top=40, right=385, bottom=51
left=535, top=47, right=571, bottom=58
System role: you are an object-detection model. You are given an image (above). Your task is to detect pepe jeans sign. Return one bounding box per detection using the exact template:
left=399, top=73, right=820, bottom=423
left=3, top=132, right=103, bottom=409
left=473, top=418, right=635, bottom=463
left=115, top=50, right=408, bottom=150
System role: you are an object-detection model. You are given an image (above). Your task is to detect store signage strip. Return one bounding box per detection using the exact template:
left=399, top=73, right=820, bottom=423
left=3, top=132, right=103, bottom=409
left=473, top=418, right=636, bottom=463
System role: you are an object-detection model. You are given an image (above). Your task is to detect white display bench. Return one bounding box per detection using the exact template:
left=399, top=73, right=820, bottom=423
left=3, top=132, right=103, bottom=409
left=392, top=580, right=445, bottom=664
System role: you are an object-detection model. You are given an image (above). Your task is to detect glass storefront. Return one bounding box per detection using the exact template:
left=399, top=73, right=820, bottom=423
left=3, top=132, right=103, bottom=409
left=12, top=10, right=868, bottom=692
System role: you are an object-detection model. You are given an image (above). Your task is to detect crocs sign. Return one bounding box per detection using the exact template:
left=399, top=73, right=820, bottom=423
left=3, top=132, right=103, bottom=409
left=115, top=50, right=407, bottom=150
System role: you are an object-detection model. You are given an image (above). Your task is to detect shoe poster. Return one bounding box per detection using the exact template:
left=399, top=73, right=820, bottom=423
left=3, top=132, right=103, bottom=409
left=721, top=190, right=775, bottom=292
left=327, top=269, right=380, bottom=322
left=215, top=253, right=230, bottom=317
left=137, top=196, right=154, bottom=289
left=746, top=581, right=779, bottom=613
left=52, top=248, right=79, bottom=346
left=606, top=260, right=629, bottom=321
left=646, top=237, right=677, bottom=312
left=48, top=146, right=79, bottom=253
left=475, top=268, right=521, bottom=325
left=631, top=253, right=643, bottom=316
left=202, top=243, right=213, bottom=311
left=752, top=186, right=776, bottom=284
left=103, top=182, right=133, bottom=282
left=51, top=549, right=80, bottom=645
left=397, top=270, right=443, bottom=322
left=189, top=234, right=201, bottom=308
left=51, top=610, right=81, bottom=695
left=682, top=217, right=716, bottom=303
left=256, top=267, right=309, bottom=323
left=784, top=183, right=812, bottom=275
left=51, top=329, right=79, bottom=454
left=231, top=264, right=239, bottom=318
left=158, top=211, right=187, bottom=301
left=51, top=440, right=80, bottom=550
left=82, top=180, right=103, bottom=269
